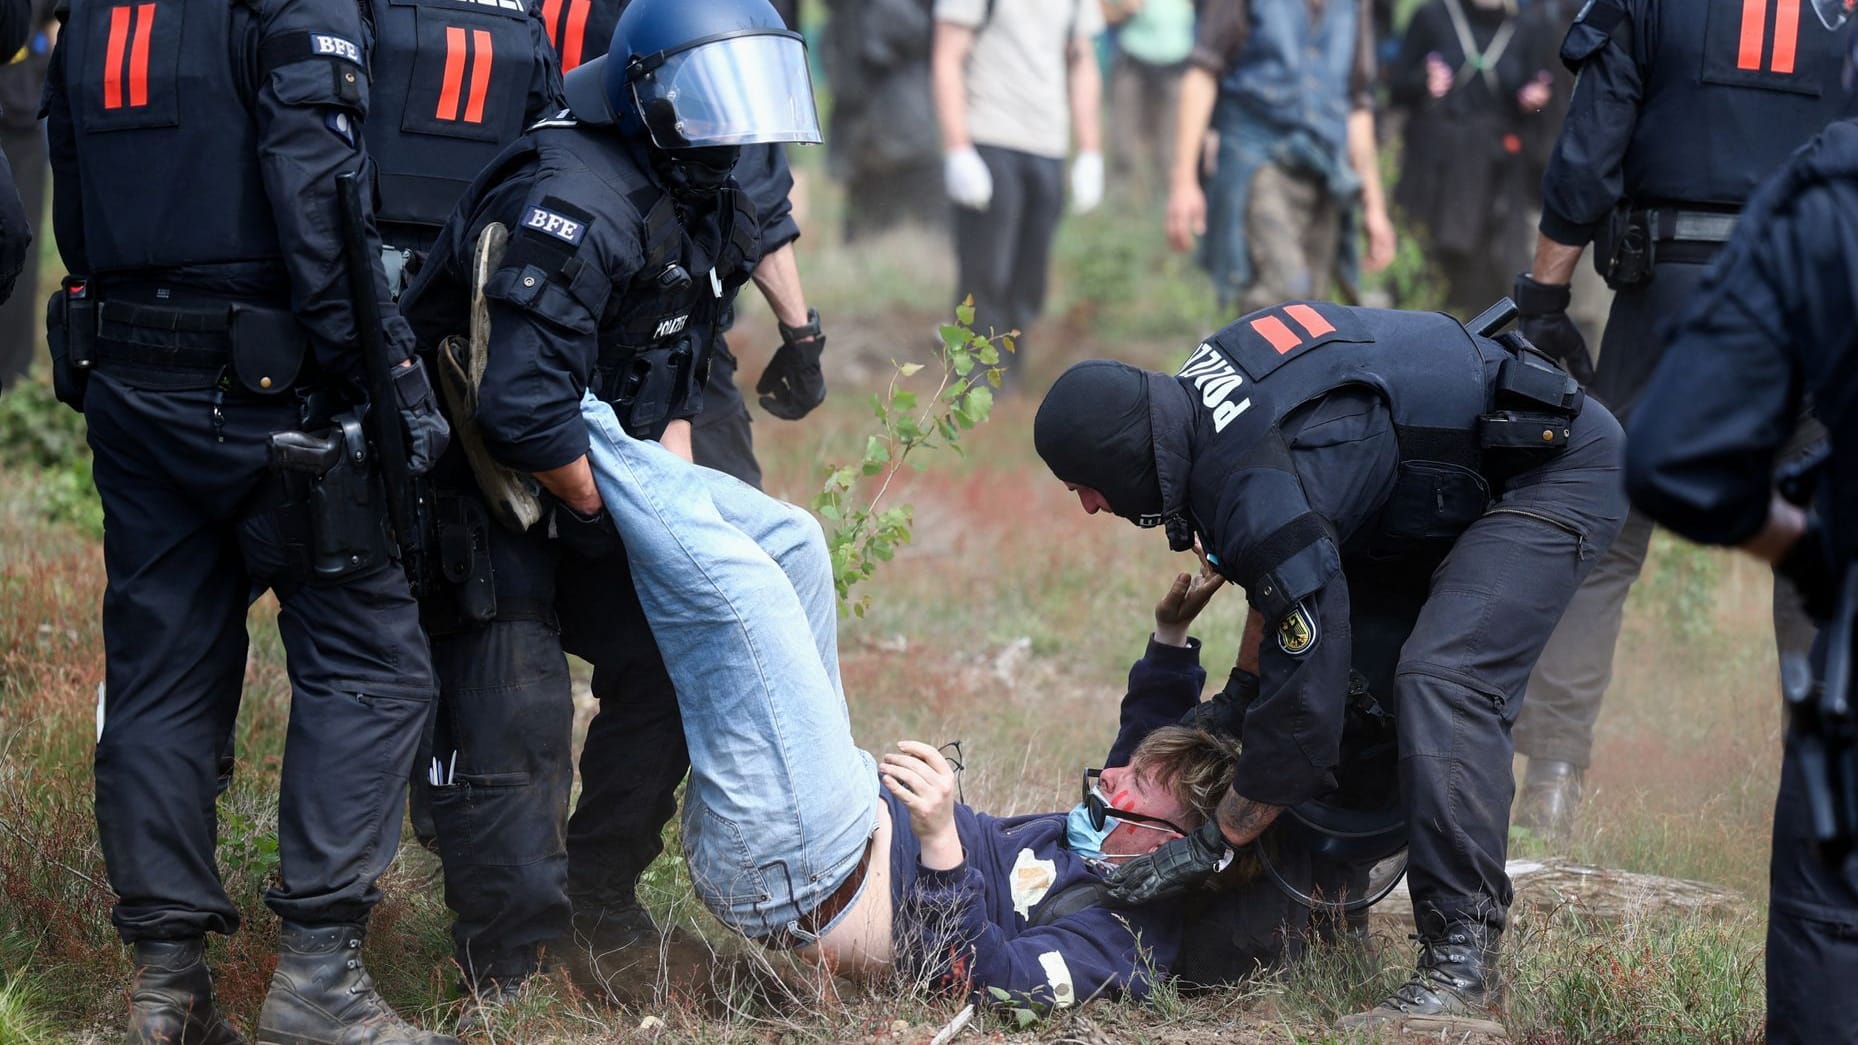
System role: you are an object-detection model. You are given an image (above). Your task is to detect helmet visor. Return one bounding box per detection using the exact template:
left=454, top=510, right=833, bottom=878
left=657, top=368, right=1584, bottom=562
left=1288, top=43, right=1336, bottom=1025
left=630, top=32, right=822, bottom=148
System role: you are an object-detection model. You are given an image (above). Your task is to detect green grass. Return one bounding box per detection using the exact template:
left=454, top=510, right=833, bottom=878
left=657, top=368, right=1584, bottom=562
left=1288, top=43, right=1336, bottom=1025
left=0, top=974, right=56, bottom=1045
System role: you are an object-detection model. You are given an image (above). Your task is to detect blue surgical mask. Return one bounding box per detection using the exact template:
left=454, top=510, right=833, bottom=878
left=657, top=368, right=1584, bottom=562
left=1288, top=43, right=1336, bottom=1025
left=1065, top=801, right=1116, bottom=860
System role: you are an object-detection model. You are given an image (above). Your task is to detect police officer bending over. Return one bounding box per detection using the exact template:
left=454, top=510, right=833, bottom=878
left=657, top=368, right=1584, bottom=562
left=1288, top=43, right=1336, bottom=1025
left=396, top=0, right=819, bottom=998
left=42, top=0, right=453, bottom=1040
left=1033, top=302, right=1626, bottom=1034
left=1625, top=113, right=1858, bottom=1045
left=1508, top=0, right=1856, bottom=838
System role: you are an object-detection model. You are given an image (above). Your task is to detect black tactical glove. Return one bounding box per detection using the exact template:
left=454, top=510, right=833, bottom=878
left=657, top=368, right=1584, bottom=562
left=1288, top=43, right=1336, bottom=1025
left=1513, top=273, right=1596, bottom=387
left=756, top=307, right=827, bottom=421
left=549, top=499, right=621, bottom=561
left=391, top=356, right=450, bottom=475
left=1179, top=667, right=1257, bottom=738
left=1103, top=820, right=1234, bottom=906
left=1778, top=515, right=1838, bottom=622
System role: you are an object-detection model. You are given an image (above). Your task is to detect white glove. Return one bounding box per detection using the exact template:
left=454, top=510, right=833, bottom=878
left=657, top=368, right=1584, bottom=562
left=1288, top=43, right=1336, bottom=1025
left=1070, top=151, right=1104, bottom=214
left=944, top=147, right=994, bottom=210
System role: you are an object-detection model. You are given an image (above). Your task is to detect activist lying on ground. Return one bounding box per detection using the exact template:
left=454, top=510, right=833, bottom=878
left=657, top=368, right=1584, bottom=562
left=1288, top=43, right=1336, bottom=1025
left=573, top=391, right=1241, bottom=1007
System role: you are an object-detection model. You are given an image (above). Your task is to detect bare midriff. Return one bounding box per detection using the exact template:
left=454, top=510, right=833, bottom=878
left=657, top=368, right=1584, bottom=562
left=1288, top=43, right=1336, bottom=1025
left=805, top=796, right=897, bottom=974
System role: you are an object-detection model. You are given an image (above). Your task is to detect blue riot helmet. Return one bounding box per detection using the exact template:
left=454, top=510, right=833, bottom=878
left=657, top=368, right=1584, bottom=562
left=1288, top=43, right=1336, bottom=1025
left=562, top=0, right=821, bottom=147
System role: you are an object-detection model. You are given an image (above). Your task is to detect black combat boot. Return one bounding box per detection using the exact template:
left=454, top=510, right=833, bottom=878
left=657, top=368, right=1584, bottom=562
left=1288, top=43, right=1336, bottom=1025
left=123, top=938, right=247, bottom=1045
left=255, top=924, right=458, bottom=1045
left=570, top=895, right=658, bottom=957
left=1516, top=758, right=1585, bottom=847
left=1334, top=923, right=1508, bottom=1036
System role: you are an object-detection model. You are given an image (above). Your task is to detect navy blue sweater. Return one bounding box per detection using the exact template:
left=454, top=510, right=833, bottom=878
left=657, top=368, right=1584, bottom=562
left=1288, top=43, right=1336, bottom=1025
left=885, top=638, right=1209, bottom=1009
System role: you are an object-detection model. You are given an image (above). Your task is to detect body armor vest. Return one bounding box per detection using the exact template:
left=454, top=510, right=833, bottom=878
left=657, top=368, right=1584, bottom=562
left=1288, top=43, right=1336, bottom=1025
left=1182, top=303, right=1525, bottom=547
left=521, top=126, right=759, bottom=433
left=537, top=0, right=612, bottom=72
left=64, top=0, right=281, bottom=274
left=1620, top=0, right=1858, bottom=207
left=1186, top=304, right=1497, bottom=470
left=368, top=0, right=538, bottom=233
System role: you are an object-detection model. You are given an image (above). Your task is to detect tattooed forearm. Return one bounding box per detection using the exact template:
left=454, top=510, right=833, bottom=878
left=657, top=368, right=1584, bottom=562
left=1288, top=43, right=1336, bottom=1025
left=1214, top=790, right=1284, bottom=847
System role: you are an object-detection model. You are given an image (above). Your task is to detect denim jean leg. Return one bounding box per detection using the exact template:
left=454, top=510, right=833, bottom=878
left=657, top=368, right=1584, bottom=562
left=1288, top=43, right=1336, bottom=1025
left=704, top=470, right=844, bottom=707
left=579, top=395, right=877, bottom=938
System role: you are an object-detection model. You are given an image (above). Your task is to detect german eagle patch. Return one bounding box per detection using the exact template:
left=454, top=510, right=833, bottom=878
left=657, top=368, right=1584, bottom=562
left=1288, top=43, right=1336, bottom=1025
left=1277, top=601, right=1318, bottom=656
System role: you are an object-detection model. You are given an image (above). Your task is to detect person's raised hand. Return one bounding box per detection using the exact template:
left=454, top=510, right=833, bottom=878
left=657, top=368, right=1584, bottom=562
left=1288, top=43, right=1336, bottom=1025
left=881, top=741, right=964, bottom=870
left=1155, top=564, right=1225, bottom=647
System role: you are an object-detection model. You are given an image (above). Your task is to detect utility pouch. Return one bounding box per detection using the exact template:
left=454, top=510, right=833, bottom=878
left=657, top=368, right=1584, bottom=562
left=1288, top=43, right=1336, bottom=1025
left=1480, top=410, right=1575, bottom=452
left=1380, top=460, right=1491, bottom=543
left=228, top=304, right=309, bottom=396
left=45, top=277, right=96, bottom=411
left=1596, top=205, right=1655, bottom=289
left=1492, top=353, right=1583, bottom=415
left=1480, top=355, right=1581, bottom=462
left=610, top=338, right=691, bottom=433
left=266, top=412, right=389, bottom=581
left=435, top=491, right=497, bottom=624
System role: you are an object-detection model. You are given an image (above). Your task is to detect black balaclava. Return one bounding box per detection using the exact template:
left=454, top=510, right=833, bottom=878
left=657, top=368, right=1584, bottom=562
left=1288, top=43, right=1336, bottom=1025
left=1034, top=360, right=1164, bottom=525
left=651, top=144, right=743, bottom=201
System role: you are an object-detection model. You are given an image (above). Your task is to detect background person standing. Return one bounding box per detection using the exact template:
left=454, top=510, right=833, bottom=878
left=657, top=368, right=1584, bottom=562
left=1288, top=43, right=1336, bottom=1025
left=933, top=0, right=1105, bottom=389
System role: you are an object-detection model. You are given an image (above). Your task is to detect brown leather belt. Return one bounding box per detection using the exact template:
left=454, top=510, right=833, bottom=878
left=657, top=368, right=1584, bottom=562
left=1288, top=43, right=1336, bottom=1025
left=767, top=840, right=875, bottom=949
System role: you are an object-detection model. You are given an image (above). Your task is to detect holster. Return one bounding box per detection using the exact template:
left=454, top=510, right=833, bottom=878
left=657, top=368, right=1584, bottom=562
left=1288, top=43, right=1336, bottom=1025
left=1595, top=204, right=1655, bottom=290
left=602, top=336, right=694, bottom=434
left=1479, top=350, right=1584, bottom=471
left=434, top=490, right=497, bottom=624
left=44, top=276, right=96, bottom=411
left=266, top=411, right=391, bottom=582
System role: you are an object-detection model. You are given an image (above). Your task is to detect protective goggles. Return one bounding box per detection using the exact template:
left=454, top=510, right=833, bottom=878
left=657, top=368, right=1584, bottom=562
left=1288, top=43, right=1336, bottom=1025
left=628, top=30, right=822, bottom=148
left=1080, top=767, right=1189, bottom=837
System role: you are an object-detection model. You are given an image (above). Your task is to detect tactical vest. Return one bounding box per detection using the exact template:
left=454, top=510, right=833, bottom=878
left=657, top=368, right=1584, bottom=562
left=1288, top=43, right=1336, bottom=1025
left=522, top=125, right=759, bottom=435
left=1181, top=303, right=1529, bottom=547
left=1218, top=0, right=1357, bottom=155
left=368, top=0, right=539, bottom=233
left=63, top=0, right=283, bottom=273
left=1578, top=0, right=1858, bottom=208
left=536, top=0, right=613, bottom=72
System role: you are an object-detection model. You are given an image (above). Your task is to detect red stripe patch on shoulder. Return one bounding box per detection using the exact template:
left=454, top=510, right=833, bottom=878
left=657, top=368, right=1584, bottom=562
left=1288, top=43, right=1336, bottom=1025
left=1250, top=315, right=1302, bottom=354
left=1284, top=304, right=1334, bottom=339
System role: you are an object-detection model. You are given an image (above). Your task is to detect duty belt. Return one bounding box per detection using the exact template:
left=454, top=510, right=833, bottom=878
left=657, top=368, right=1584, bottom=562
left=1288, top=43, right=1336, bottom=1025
left=1638, top=206, right=1739, bottom=265
left=98, top=300, right=233, bottom=333
left=90, top=301, right=236, bottom=370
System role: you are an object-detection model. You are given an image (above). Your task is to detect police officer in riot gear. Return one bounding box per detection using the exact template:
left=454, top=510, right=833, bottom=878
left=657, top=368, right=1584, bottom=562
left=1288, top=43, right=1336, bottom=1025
left=535, top=0, right=827, bottom=489
left=1625, top=113, right=1858, bottom=1045
left=530, top=1, right=827, bottom=966
left=42, top=0, right=454, bottom=1039
left=1509, top=0, right=1857, bottom=840
left=363, top=0, right=565, bottom=295
left=397, top=0, right=819, bottom=996
left=1033, top=302, right=1626, bottom=1034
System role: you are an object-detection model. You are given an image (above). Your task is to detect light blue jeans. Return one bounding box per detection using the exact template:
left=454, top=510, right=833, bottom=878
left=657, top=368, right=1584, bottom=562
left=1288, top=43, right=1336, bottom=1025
left=580, top=393, right=878, bottom=942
